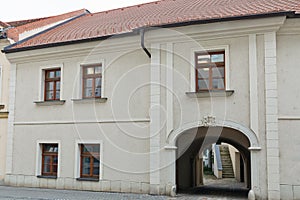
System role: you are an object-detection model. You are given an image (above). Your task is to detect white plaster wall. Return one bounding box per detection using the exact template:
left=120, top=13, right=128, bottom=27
left=0, top=40, right=11, bottom=110
left=228, top=144, right=238, bottom=178
left=0, top=39, right=11, bottom=181
left=172, top=36, right=250, bottom=131
left=277, top=20, right=300, bottom=199
left=10, top=36, right=152, bottom=186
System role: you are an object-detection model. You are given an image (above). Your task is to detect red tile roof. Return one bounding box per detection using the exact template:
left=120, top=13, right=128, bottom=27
left=6, top=0, right=300, bottom=51
left=0, top=21, right=10, bottom=28
left=6, top=9, right=89, bottom=42
left=8, top=18, right=50, bottom=28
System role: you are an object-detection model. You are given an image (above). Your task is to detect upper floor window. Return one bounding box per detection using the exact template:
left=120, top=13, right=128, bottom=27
left=195, top=51, right=225, bottom=91
left=80, top=144, right=100, bottom=179
left=42, top=143, right=58, bottom=177
left=44, top=68, right=61, bottom=101
left=82, top=64, right=102, bottom=98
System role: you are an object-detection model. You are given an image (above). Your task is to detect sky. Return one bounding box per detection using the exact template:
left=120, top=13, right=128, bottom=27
left=0, top=0, right=156, bottom=22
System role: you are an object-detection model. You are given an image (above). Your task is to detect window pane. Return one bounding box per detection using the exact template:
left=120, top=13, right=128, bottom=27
left=198, top=68, right=209, bottom=79
left=44, top=144, right=58, bottom=152
left=199, top=79, right=209, bottom=90
left=43, top=164, right=51, bottom=173
left=84, top=88, right=93, bottom=97
left=95, top=78, right=101, bottom=88
left=197, top=54, right=210, bottom=64
left=86, top=67, right=94, bottom=75
left=83, top=145, right=94, bottom=153
left=211, top=54, right=224, bottom=63
left=212, top=78, right=224, bottom=89
left=95, top=88, right=101, bottom=97
left=44, top=156, right=51, bottom=164
left=84, top=78, right=93, bottom=88
left=46, top=91, right=54, bottom=100
left=83, top=144, right=100, bottom=153
left=93, top=158, right=100, bottom=175
left=212, top=67, right=224, bottom=78
left=46, top=82, right=54, bottom=90
left=53, top=165, right=57, bottom=173
left=55, top=70, right=61, bottom=77
left=82, top=157, right=91, bottom=175
left=55, top=91, right=60, bottom=99
left=56, top=81, right=60, bottom=89
left=95, top=66, right=102, bottom=74
left=92, top=145, right=100, bottom=153
left=53, top=156, right=58, bottom=164
left=47, top=71, right=55, bottom=78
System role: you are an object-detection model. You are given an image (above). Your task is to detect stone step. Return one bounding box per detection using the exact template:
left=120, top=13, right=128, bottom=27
left=219, top=145, right=235, bottom=179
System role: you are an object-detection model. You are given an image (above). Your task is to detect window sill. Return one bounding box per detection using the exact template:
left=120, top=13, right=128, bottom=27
left=0, top=111, right=8, bottom=118
left=34, top=100, right=66, bottom=106
left=76, top=178, right=99, bottom=182
left=37, top=175, right=57, bottom=179
left=186, top=90, right=234, bottom=98
left=71, top=98, right=108, bottom=103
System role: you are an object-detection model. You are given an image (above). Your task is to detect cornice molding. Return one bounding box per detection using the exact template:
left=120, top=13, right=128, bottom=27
left=6, top=16, right=287, bottom=64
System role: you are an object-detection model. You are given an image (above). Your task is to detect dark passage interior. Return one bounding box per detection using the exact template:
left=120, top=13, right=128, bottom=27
left=176, top=127, right=251, bottom=198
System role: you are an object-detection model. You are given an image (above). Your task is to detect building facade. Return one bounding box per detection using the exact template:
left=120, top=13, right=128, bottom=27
left=0, top=8, right=89, bottom=182
left=2, top=1, right=300, bottom=199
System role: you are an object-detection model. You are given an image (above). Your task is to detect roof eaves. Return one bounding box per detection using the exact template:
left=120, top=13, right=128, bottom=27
left=3, top=12, right=88, bottom=53
left=3, top=10, right=296, bottom=54
left=2, top=31, right=137, bottom=54
left=157, top=11, right=296, bottom=28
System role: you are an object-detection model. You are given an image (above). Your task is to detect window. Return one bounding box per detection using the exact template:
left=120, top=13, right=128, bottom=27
left=41, top=144, right=58, bottom=177
left=44, top=68, right=61, bottom=101
left=195, top=51, right=225, bottom=91
left=82, top=64, right=102, bottom=98
left=80, top=144, right=100, bottom=179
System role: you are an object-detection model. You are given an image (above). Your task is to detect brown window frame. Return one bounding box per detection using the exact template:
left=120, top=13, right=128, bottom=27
left=44, top=68, right=61, bottom=101
left=41, top=144, right=58, bottom=177
left=82, top=64, right=102, bottom=99
left=195, top=51, right=225, bottom=91
left=80, top=144, right=100, bottom=179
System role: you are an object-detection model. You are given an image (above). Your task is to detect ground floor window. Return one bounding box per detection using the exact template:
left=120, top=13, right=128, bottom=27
left=41, top=144, right=58, bottom=177
left=80, top=144, right=100, bottom=179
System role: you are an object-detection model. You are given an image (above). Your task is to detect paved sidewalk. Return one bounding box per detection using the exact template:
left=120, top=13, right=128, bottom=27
left=0, top=185, right=247, bottom=200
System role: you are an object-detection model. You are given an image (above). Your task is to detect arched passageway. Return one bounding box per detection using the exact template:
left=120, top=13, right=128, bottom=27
left=175, top=126, right=252, bottom=197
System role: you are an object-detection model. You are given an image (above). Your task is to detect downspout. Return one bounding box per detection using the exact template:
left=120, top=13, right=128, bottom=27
left=140, top=29, right=151, bottom=58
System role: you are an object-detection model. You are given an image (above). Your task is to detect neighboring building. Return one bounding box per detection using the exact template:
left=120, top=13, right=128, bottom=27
left=2, top=0, right=300, bottom=199
left=0, top=9, right=89, bottom=182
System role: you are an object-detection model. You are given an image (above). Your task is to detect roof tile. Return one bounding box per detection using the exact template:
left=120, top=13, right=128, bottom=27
left=7, top=0, right=300, bottom=50
left=6, top=9, right=89, bottom=42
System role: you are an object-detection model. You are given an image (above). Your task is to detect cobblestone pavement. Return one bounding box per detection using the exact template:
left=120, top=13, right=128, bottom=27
left=0, top=185, right=247, bottom=200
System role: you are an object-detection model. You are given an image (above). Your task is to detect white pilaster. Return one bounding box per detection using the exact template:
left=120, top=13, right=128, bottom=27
left=249, top=149, right=261, bottom=196
left=166, top=43, right=173, bottom=139
left=150, top=43, right=161, bottom=194
left=6, top=63, right=16, bottom=174
left=264, top=32, right=280, bottom=200
left=249, top=34, right=259, bottom=134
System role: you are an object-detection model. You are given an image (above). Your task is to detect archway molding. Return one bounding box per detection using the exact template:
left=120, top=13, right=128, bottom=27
left=166, top=118, right=261, bottom=149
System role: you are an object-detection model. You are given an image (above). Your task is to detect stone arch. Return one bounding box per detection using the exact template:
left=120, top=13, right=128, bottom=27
left=167, top=119, right=260, bottom=149
left=164, top=118, right=262, bottom=197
